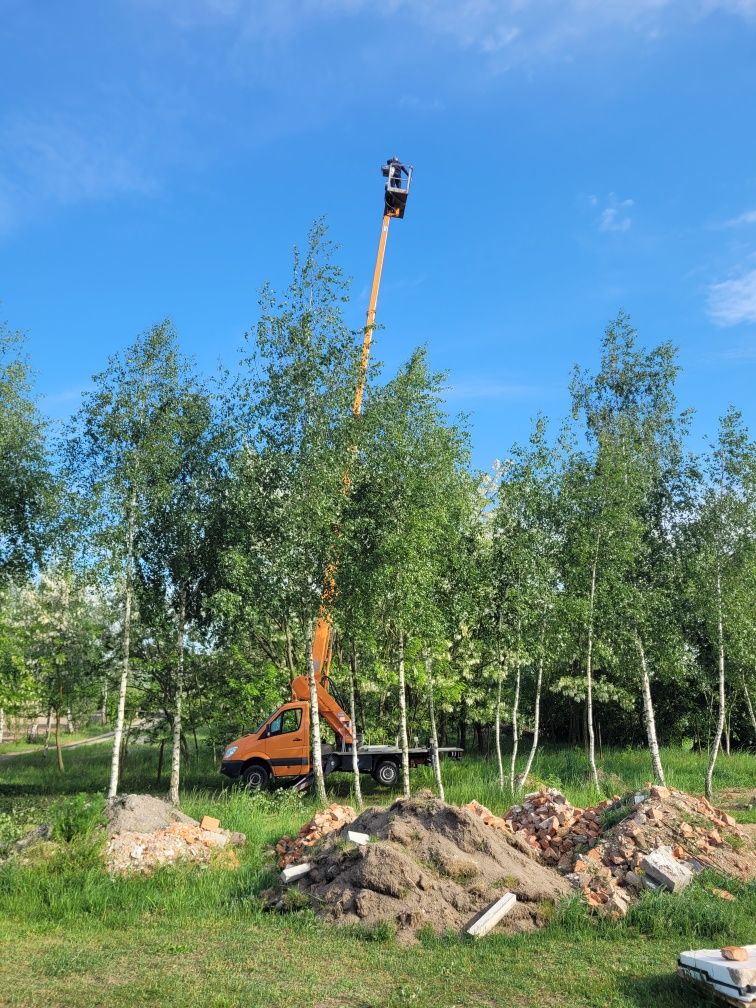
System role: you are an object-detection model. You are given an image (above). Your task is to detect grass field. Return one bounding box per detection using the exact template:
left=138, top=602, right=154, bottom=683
left=0, top=725, right=110, bottom=757
left=0, top=741, right=754, bottom=1008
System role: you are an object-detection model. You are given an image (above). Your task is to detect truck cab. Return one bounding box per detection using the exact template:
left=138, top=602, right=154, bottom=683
left=220, top=700, right=311, bottom=789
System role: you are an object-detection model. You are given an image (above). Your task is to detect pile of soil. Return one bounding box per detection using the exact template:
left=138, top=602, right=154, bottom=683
left=266, top=792, right=571, bottom=940
left=107, top=793, right=197, bottom=835
left=105, top=794, right=246, bottom=875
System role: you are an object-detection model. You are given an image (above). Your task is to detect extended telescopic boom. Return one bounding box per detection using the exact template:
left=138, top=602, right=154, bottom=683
left=309, top=156, right=413, bottom=690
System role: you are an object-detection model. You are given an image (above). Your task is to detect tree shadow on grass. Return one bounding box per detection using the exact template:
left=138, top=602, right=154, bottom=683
left=618, top=972, right=719, bottom=1007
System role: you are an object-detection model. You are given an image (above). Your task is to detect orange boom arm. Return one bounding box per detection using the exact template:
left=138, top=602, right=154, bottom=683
left=310, top=157, right=412, bottom=697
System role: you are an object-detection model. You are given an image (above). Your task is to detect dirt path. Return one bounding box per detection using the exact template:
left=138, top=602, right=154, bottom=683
left=0, top=731, right=115, bottom=762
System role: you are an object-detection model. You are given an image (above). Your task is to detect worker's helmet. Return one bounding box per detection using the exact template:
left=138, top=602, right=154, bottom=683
left=381, top=156, right=412, bottom=218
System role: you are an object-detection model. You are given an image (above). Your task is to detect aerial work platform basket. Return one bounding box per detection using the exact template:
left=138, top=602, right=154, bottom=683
left=382, top=156, right=412, bottom=218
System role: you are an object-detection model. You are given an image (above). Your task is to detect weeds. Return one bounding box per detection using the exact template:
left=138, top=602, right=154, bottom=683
left=50, top=793, right=105, bottom=842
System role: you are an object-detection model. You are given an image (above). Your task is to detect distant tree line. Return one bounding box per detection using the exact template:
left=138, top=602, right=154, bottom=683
left=1, top=223, right=754, bottom=800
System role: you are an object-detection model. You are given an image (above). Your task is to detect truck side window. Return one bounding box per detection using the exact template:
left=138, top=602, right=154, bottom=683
left=281, top=709, right=301, bottom=734
left=264, top=709, right=301, bottom=737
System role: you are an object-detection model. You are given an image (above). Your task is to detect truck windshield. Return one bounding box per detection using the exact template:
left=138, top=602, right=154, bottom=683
left=253, top=709, right=282, bottom=736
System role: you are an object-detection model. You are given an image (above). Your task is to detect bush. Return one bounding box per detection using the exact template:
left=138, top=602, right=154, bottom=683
left=50, top=793, right=105, bottom=842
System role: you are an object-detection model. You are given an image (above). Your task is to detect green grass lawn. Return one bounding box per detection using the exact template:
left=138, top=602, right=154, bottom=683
left=0, top=741, right=754, bottom=1008
left=0, top=725, right=110, bottom=757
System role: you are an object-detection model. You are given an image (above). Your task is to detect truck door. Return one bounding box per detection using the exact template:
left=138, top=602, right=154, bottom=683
left=260, top=703, right=310, bottom=777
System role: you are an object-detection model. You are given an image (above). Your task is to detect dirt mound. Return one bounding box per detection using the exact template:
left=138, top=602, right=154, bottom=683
left=267, top=792, right=571, bottom=940
left=106, top=794, right=197, bottom=836
left=105, top=794, right=246, bottom=875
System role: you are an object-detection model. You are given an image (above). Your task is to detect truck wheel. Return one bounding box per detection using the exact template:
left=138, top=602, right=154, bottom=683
left=241, top=763, right=270, bottom=790
left=372, top=759, right=399, bottom=788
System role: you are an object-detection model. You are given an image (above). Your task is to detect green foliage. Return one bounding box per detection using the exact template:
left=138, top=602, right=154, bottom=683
left=49, top=793, right=105, bottom=843
left=0, top=325, right=54, bottom=582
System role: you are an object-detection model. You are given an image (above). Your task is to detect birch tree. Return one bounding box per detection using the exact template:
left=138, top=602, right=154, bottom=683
left=221, top=222, right=360, bottom=805
left=0, top=325, right=52, bottom=583
left=491, top=416, right=562, bottom=791
left=686, top=410, right=756, bottom=797
left=69, top=321, right=191, bottom=798
left=136, top=381, right=225, bottom=805
left=568, top=316, right=690, bottom=786
left=338, top=348, right=472, bottom=797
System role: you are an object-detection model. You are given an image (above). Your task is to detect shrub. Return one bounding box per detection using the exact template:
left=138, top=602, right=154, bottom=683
left=49, top=793, right=105, bottom=842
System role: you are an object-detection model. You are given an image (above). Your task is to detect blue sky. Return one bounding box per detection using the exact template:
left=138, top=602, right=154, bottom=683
left=1, top=0, right=755, bottom=470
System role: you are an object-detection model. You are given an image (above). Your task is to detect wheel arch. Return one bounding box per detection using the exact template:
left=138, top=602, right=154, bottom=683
left=240, top=755, right=272, bottom=775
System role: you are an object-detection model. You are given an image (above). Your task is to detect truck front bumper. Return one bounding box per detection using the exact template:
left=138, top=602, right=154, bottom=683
left=220, top=759, right=245, bottom=779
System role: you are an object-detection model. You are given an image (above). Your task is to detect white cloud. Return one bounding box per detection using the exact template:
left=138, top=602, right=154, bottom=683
left=147, top=0, right=756, bottom=61
left=2, top=116, right=155, bottom=206
left=708, top=268, right=756, bottom=325
left=724, top=209, right=756, bottom=227
left=0, top=115, right=157, bottom=234
left=590, top=193, right=634, bottom=233
left=703, top=0, right=756, bottom=17
left=399, top=94, right=445, bottom=112
left=42, top=386, right=89, bottom=408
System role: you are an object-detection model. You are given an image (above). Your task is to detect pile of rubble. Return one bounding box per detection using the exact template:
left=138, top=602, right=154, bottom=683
left=275, top=803, right=356, bottom=868
left=265, top=792, right=571, bottom=941
left=566, top=786, right=754, bottom=914
left=466, top=788, right=621, bottom=870
left=105, top=794, right=246, bottom=875
left=468, top=785, right=754, bottom=918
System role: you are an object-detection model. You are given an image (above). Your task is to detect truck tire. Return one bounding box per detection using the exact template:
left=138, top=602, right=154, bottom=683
left=241, top=762, right=270, bottom=790
left=372, top=759, right=399, bottom=788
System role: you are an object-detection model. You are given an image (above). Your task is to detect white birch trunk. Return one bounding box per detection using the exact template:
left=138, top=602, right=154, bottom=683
left=348, top=651, right=363, bottom=810
left=635, top=633, right=666, bottom=785
left=585, top=543, right=600, bottom=792
left=519, top=653, right=543, bottom=788
left=43, top=708, right=52, bottom=752
left=509, top=659, right=521, bottom=793
left=306, top=619, right=327, bottom=806
left=55, top=697, right=64, bottom=773
left=108, top=490, right=136, bottom=800
left=742, top=674, right=756, bottom=739
left=705, top=569, right=727, bottom=801
left=424, top=651, right=444, bottom=801
left=397, top=629, right=410, bottom=798
left=494, top=657, right=505, bottom=791
left=168, top=592, right=185, bottom=806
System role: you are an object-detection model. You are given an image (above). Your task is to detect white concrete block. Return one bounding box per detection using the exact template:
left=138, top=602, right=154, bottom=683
left=466, top=893, right=517, bottom=937
left=281, top=862, right=312, bottom=883
left=641, top=846, right=694, bottom=893
left=347, top=831, right=370, bottom=845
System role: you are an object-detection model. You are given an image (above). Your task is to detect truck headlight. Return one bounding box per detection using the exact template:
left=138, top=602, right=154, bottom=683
left=224, top=745, right=238, bottom=758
